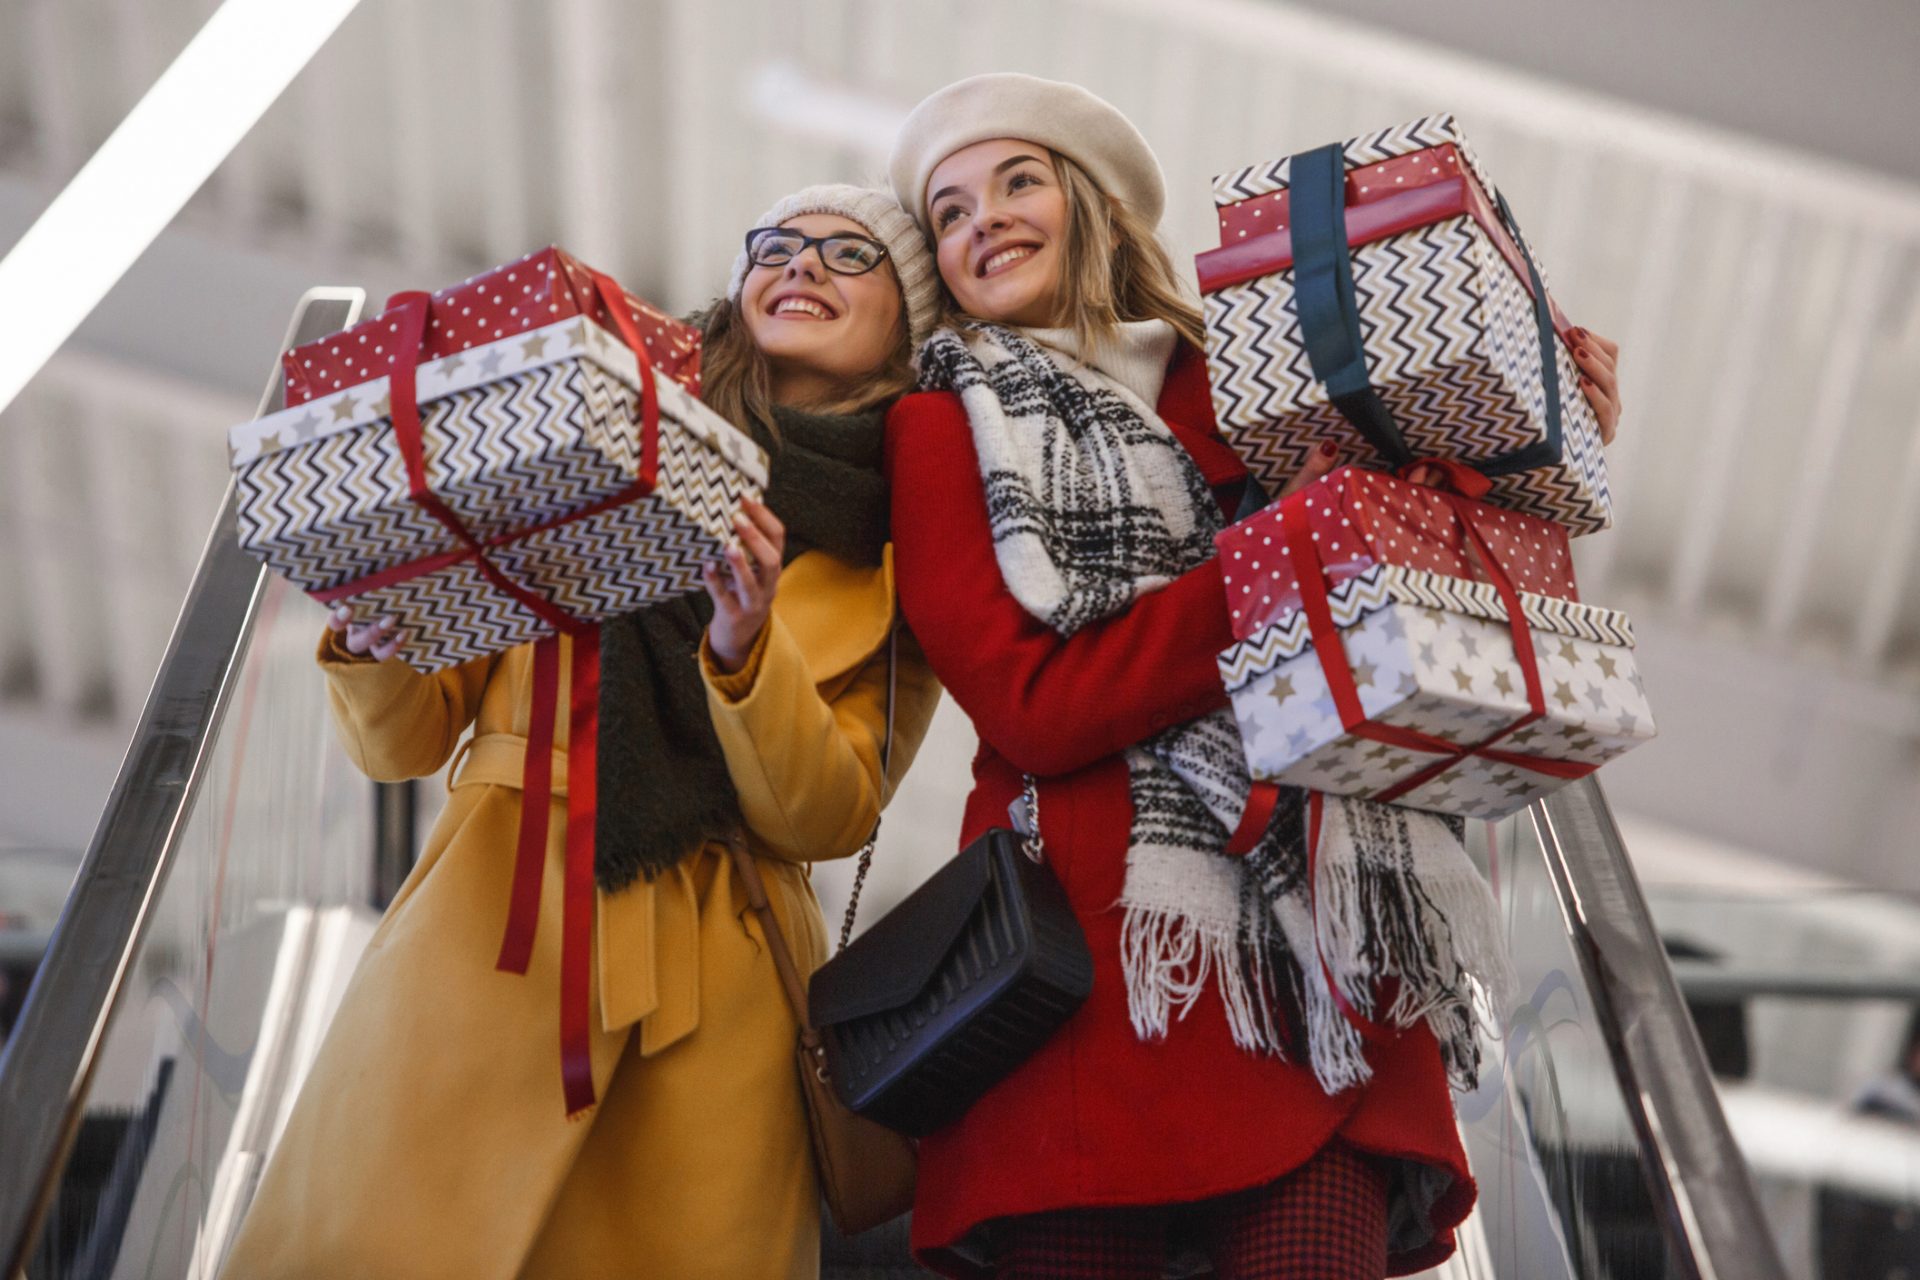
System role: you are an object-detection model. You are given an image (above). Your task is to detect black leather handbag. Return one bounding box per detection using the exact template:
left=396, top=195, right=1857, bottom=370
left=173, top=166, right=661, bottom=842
left=807, top=780, right=1095, bottom=1137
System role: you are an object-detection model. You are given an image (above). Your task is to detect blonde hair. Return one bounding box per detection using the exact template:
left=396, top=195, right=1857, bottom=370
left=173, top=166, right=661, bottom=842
left=1050, top=149, right=1205, bottom=353
left=695, top=266, right=917, bottom=436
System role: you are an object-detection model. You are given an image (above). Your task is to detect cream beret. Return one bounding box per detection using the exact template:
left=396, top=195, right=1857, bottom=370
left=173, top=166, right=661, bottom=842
left=726, top=183, right=940, bottom=350
left=887, top=73, right=1166, bottom=229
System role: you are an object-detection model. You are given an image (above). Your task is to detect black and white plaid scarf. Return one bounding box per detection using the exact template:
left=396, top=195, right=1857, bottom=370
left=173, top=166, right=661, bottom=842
left=919, top=321, right=1511, bottom=1094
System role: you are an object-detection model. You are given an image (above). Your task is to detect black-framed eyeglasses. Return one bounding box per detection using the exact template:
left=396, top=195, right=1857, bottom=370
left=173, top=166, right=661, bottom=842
left=743, top=227, right=890, bottom=276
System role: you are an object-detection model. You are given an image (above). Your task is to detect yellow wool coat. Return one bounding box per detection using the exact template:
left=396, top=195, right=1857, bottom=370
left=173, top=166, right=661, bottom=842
left=222, top=548, right=940, bottom=1280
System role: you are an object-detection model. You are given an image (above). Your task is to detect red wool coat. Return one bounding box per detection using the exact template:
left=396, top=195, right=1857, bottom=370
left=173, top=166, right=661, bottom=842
left=884, top=343, right=1475, bottom=1277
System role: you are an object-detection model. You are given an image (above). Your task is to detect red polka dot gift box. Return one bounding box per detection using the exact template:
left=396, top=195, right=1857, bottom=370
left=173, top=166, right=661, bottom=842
left=1216, top=464, right=1578, bottom=643
left=1215, top=465, right=1653, bottom=821
left=226, top=247, right=765, bottom=673
left=1196, top=114, right=1611, bottom=536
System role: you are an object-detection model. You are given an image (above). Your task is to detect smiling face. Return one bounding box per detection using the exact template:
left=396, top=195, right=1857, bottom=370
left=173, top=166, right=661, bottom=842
left=925, top=139, right=1069, bottom=328
left=740, top=212, right=904, bottom=407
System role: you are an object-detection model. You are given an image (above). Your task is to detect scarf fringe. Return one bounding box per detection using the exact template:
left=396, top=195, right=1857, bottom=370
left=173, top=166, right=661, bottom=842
left=1307, top=799, right=1517, bottom=1092
left=1120, top=906, right=1283, bottom=1054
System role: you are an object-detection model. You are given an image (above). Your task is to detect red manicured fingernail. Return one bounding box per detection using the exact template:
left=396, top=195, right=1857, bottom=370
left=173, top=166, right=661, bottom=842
left=1570, top=327, right=1587, bottom=340
left=1576, top=347, right=1591, bottom=361
left=1318, top=442, right=1338, bottom=459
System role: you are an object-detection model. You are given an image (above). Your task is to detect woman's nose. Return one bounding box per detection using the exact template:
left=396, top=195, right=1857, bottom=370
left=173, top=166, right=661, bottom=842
left=784, top=252, right=828, bottom=282
left=974, top=202, right=1014, bottom=234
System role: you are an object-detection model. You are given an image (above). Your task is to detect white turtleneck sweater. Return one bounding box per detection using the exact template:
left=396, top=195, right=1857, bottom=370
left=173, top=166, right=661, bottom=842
left=1019, top=318, right=1178, bottom=413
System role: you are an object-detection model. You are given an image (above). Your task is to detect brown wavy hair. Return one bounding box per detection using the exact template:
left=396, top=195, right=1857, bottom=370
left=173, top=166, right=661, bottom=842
left=1046, top=149, right=1205, bottom=352
left=693, top=264, right=917, bottom=437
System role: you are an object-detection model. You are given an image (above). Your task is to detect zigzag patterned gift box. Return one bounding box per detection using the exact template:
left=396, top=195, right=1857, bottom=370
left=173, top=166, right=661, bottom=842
left=1198, top=114, right=1612, bottom=535
left=1219, top=564, right=1654, bottom=820
left=228, top=249, right=766, bottom=673
left=1217, top=464, right=1577, bottom=643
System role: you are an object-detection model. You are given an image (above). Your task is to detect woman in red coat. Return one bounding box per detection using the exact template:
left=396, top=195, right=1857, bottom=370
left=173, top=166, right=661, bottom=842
left=882, top=74, right=1624, bottom=1279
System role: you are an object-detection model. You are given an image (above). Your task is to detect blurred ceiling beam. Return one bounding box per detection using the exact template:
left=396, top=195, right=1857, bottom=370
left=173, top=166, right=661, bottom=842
left=0, top=0, right=365, bottom=420
left=1763, top=237, right=1895, bottom=640
left=475, top=0, right=528, bottom=264
left=550, top=0, right=621, bottom=271
left=1578, top=178, right=1691, bottom=596
left=383, top=0, right=437, bottom=266
left=1853, top=392, right=1920, bottom=666
left=22, top=0, right=80, bottom=180
left=1667, top=207, right=1791, bottom=619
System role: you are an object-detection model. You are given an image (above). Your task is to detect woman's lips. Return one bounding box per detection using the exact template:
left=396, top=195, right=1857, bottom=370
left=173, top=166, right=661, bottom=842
left=768, top=294, right=838, bottom=319
left=978, top=244, right=1040, bottom=278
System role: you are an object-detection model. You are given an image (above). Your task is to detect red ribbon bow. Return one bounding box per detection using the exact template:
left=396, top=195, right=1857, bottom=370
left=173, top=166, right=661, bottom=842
left=1294, top=461, right=1595, bottom=808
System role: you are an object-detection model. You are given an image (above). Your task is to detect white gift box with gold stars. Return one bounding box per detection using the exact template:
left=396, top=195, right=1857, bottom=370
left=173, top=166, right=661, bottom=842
left=226, top=313, right=767, bottom=672
left=1218, top=563, right=1655, bottom=819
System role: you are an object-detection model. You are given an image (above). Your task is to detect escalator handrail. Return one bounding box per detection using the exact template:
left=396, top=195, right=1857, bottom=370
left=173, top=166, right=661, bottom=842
left=1532, top=778, right=1790, bottom=1280
left=0, top=289, right=364, bottom=1275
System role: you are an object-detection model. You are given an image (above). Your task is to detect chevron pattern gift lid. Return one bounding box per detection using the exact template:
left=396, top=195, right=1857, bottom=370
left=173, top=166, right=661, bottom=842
left=1211, top=113, right=1496, bottom=217
left=227, top=314, right=766, bottom=489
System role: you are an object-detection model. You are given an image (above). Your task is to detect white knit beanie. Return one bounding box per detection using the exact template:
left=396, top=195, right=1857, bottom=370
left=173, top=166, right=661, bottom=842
left=887, top=73, right=1166, bottom=229
left=726, top=183, right=940, bottom=350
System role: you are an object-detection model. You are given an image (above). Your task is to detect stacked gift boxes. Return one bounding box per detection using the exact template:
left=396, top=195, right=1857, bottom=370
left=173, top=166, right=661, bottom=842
left=1215, top=467, right=1654, bottom=821
left=229, top=247, right=767, bottom=672
left=1197, top=114, right=1612, bottom=535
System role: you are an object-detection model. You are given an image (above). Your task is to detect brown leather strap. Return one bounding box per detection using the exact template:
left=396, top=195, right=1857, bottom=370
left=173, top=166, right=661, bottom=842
left=727, top=835, right=823, bottom=1049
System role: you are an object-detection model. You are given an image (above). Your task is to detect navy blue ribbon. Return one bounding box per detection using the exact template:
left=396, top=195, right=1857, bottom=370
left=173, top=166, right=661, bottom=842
left=1290, top=144, right=1410, bottom=466
left=1287, top=145, right=1566, bottom=477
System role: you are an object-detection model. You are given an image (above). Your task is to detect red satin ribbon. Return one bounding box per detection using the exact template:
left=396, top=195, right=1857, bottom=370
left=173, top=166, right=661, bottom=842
left=1227, top=780, right=1282, bottom=856
left=379, top=278, right=668, bottom=1117
left=382, top=293, right=588, bottom=638
left=1277, top=466, right=1597, bottom=806
left=499, top=636, right=561, bottom=976
left=560, top=628, right=600, bottom=1114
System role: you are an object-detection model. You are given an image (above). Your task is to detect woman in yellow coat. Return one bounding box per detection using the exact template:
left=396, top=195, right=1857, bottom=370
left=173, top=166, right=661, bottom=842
left=222, top=185, right=943, bottom=1280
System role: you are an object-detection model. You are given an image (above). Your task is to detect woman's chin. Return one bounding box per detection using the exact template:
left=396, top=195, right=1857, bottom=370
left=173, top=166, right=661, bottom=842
left=752, top=324, right=839, bottom=362
left=963, top=278, right=1057, bottom=328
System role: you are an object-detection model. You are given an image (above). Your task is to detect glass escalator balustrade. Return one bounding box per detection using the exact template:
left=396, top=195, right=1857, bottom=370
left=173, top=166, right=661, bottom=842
left=29, top=579, right=380, bottom=1280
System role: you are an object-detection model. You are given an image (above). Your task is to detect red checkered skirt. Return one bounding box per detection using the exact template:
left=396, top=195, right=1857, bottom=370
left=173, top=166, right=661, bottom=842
left=995, top=1140, right=1391, bottom=1280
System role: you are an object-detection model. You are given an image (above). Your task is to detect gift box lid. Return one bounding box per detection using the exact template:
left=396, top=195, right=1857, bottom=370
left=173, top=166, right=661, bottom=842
left=1216, top=467, right=1577, bottom=642
left=1198, top=115, right=1575, bottom=342
left=229, top=314, right=768, bottom=489
left=1217, top=563, right=1633, bottom=696
left=282, top=246, right=701, bottom=408
left=1211, top=113, right=1495, bottom=215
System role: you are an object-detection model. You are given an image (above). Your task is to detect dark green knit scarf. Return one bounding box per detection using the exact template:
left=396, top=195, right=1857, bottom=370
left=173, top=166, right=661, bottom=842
left=592, top=403, right=889, bottom=891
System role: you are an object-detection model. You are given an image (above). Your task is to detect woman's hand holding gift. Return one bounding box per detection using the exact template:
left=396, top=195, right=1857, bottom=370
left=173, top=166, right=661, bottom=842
left=1571, top=326, right=1621, bottom=444
left=703, top=498, right=786, bottom=674
left=328, top=605, right=407, bottom=661
left=1280, top=441, right=1342, bottom=498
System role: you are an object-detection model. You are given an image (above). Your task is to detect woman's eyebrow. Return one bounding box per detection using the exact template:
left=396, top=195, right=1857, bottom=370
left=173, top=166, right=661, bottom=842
left=929, top=154, right=1049, bottom=206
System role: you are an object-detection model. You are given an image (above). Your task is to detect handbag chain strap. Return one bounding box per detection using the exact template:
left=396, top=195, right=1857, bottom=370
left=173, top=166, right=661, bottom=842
left=1020, top=773, right=1045, bottom=864
left=836, top=625, right=899, bottom=952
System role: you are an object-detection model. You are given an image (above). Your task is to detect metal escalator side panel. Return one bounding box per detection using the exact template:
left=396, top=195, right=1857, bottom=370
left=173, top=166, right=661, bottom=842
left=1531, top=778, right=1789, bottom=1280
left=0, top=289, right=366, bottom=1277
